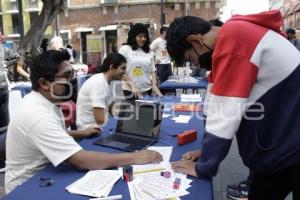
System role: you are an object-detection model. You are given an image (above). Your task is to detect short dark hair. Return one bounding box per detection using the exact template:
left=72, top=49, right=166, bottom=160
left=31, top=50, right=70, bottom=91
left=126, top=23, right=150, bottom=53
left=95, top=52, right=127, bottom=73
left=209, top=18, right=224, bottom=27
left=286, top=28, right=296, bottom=35
left=160, top=26, right=168, bottom=34
left=166, top=16, right=211, bottom=65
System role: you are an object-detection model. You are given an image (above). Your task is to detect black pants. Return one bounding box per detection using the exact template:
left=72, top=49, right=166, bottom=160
left=155, top=63, right=172, bottom=83
left=0, top=88, right=9, bottom=129
left=155, top=64, right=175, bottom=95
left=249, top=162, right=300, bottom=200
left=0, top=131, right=6, bottom=168
left=123, top=89, right=152, bottom=101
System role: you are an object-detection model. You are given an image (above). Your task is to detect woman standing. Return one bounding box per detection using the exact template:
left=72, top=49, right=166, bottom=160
left=119, top=23, right=162, bottom=100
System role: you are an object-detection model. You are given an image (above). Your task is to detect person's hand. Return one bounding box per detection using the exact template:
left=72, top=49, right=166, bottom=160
left=132, top=86, right=143, bottom=99
left=172, top=160, right=197, bottom=177
left=152, top=90, right=163, bottom=97
left=83, top=125, right=102, bottom=138
left=155, top=59, right=161, bottom=65
left=26, top=74, right=30, bottom=81
left=134, top=150, right=163, bottom=164
left=181, top=150, right=202, bottom=161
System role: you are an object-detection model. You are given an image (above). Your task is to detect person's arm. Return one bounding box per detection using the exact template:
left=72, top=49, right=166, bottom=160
left=151, top=71, right=162, bottom=96
left=30, top=117, right=163, bottom=170
left=93, top=107, right=106, bottom=125
left=16, top=61, right=30, bottom=80
left=67, top=125, right=101, bottom=139
left=67, top=149, right=162, bottom=170
left=123, top=72, right=143, bottom=99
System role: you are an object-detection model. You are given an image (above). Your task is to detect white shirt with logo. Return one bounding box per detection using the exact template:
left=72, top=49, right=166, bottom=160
left=119, top=45, right=156, bottom=92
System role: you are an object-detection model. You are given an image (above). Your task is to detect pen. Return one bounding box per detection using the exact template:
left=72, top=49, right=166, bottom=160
left=133, top=168, right=165, bottom=175
left=89, top=195, right=122, bottom=200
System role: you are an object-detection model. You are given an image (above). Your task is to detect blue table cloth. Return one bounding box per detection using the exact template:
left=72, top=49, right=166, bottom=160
left=3, top=97, right=212, bottom=200
left=160, top=76, right=208, bottom=90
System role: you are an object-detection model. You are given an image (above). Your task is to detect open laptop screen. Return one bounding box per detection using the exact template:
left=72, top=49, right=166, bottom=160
left=116, top=102, right=163, bottom=138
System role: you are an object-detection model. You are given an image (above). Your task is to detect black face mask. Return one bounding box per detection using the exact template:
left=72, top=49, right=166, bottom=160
left=198, top=50, right=213, bottom=71
left=51, top=81, right=74, bottom=102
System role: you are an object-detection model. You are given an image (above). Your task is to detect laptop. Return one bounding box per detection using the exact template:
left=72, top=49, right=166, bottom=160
left=94, top=101, right=164, bottom=152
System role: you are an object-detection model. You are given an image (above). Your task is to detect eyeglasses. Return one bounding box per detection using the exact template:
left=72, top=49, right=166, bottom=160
left=54, top=69, right=77, bottom=81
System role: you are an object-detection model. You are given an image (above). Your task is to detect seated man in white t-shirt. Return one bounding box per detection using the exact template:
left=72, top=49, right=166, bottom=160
left=76, top=53, right=126, bottom=130
left=5, top=50, right=162, bottom=194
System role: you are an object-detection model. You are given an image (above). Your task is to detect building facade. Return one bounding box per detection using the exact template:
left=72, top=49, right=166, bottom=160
left=282, top=0, right=300, bottom=32
left=59, top=0, right=221, bottom=65
left=0, top=0, right=52, bottom=49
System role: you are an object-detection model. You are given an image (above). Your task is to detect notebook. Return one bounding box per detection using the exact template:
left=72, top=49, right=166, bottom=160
left=94, top=101, right=164, bottom=152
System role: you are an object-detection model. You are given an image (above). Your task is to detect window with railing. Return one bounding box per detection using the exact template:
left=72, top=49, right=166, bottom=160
left=288, top=19, right=294, bottom=28
left=11, top=14, right=20, bottom=34
left=296, top=17, right=300, bottom=27
left=29, top=11, right=38, bottom=25
left=100, top=0, right=118, bottom=4
left=29, top=0, right=38, bottom=9
left=0, top=17, right=3, bottom=33
left=7, top=0, right=18, bottom=11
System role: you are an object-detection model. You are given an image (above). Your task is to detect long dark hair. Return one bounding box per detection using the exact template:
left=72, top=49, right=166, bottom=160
left=95, top=52, right=127, bottom=73
left=126, top=23, right=150, bottom=53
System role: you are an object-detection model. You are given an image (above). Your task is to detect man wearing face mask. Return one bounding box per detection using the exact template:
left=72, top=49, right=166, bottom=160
left=190, top=19, right=223, bottom=77
left=166, top=10, right=300, bottom=199
left=5, top=50, right=162, bottom=194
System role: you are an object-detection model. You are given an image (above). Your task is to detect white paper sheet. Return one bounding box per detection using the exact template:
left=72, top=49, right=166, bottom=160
left=66, top=170, right=121, bottom=198
left=147, top=146, right=173, bottom=162
left=172, top=115, right=191, bottom=124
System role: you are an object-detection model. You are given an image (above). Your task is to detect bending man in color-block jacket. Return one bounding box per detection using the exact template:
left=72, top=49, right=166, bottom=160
left=166, top=10, right=300, bottom=200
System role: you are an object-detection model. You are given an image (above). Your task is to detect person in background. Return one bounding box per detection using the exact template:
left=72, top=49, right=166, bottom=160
left=150, top=26, right=172, bottom=85
left=166, top=10, right=300, bottom=200
left=15, top=52, right=30, bottom=81
left=119, top=23, right=162, bottom=100
left=0, top=31, right=9, bottom=173
left=5, top=50, right=162, bottom=194
left=50, top=36, right=64, bottom=50
left=76, top=52, right=127, bottom=130
left=286, top=28, right=300, bottom=51
left=66, top=44, right=75, bottom=63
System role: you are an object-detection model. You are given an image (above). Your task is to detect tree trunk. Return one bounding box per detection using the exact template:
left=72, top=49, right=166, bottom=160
left=19, top=0, right=64, bottom=57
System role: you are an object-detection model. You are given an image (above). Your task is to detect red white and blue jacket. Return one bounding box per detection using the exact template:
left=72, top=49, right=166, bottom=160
left=197, top=10, right=300, bottom=178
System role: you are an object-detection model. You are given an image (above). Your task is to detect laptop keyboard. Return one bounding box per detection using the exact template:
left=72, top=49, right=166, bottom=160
left=110, top=134, right=152, bottom=146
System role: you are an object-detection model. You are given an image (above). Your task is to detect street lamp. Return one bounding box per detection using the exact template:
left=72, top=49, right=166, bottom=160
left=56, top=0, right=69, bottom=36
left=185, top=0, right=188, bottom=16
left=160, top=0, right=165, bottom=26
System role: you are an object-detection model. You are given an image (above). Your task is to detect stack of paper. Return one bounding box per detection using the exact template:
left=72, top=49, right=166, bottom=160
left=132, top=146, right=173, bottom=175
left=127, top=146, right=193, bottom=200
left=66, top=170, right=121, bottom=197
left=147, top=146, right=173, bottom=162
left=128, top=171, right=192, bottom=200
left=180, top=94, right=202, bottom=102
